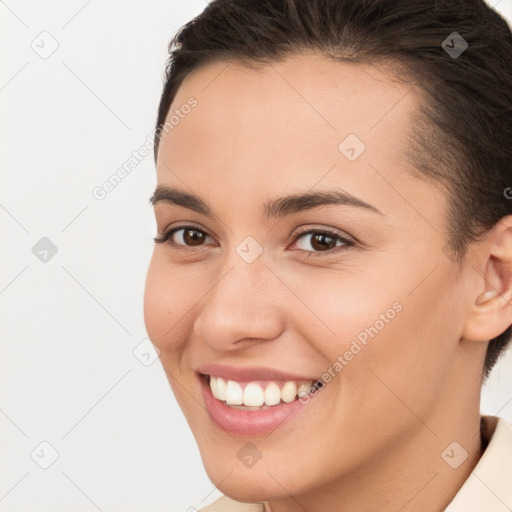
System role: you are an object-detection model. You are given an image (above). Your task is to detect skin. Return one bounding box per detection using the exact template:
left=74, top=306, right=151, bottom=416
left=143, top=53, right=512, bottom=512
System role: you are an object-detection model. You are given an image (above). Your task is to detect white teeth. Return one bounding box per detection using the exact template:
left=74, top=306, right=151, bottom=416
left=225, top=380, right=243, bottom=405
left=211, top=376, right=227, bottom=401
left=208, top=376, right=314, bottom=407
left=217, top=377, right=227, bottom=401
left=210, top=375, right=218, bottom=398
left=297, top=383, right=310, bottom=398
left=264, top=382, right=281, bottom=406
left=281, top=381, right=297, bottom=403
left=243, top=383, right=265, bottom=407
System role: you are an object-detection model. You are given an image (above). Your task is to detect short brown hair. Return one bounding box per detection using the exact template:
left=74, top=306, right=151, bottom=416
left=154, top=0, right=512, bottom=380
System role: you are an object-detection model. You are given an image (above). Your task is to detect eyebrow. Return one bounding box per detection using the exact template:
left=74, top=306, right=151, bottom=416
left=149, top=185, right=383, bottom=218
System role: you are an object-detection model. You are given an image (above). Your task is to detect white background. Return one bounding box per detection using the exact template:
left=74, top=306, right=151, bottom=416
left=1, top=1, right=512, bottom=511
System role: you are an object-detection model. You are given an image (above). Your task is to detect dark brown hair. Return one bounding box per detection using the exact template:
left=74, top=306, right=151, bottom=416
left=154, top=0, right=512, bottom=381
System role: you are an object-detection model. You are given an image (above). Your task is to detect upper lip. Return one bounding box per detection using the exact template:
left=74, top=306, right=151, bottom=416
left=195, top=363, right=319, bottom=382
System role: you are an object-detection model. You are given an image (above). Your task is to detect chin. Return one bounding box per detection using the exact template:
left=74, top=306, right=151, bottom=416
left=213, top=479, right=275, bottom=504
left=200, top=454, right=270, bottom=498
left=202, top=455, right=307, bottom=503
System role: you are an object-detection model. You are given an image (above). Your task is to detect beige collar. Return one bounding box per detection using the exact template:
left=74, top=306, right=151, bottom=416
left=444, top=415, right=512, bottom=511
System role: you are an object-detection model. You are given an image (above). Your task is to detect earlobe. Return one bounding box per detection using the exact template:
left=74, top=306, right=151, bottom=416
left=462, top=217, right=512, bottom=342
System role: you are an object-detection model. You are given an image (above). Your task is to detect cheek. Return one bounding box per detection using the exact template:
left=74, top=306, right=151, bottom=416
left=143, top=253, right=218, bottom=362
left=143, top=254, right=183, bottom=350
left=289, top=264, right=452, bottom=397
left=143, top=257, right=196, bottom=406
left=284, top=266, right=400, bottom=359
left=329, top=270, right=463, bottom=426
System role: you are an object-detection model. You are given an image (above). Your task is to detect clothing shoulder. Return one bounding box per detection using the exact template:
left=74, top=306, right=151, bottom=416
left=198, top=495, right=264, bottom=512
left=444, top=415, right=512, bottom=511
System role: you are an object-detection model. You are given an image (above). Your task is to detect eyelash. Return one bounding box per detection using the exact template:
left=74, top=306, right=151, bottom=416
left=153, top=224, right=355, bottom=257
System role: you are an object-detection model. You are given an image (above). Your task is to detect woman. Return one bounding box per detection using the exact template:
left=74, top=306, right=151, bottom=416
left=144, top=1, right=512, bottom=510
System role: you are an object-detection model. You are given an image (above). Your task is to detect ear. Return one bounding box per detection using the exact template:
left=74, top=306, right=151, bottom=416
left=462, top=215, right=512, bottom=342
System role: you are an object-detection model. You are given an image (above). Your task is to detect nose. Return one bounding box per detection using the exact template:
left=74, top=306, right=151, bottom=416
left=193, top=256, right=286, bottom=351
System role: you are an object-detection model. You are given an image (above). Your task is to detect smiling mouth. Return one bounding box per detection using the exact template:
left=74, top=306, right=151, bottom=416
left=202, top=373, right=322, bottom=410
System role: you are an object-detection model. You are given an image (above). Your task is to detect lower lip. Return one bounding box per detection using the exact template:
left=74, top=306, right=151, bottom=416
left=198, top=374, right=310, bottom=437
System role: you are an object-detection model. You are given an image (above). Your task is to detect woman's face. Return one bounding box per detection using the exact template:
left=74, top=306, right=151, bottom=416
left=144, top=54, right=483, bottom=501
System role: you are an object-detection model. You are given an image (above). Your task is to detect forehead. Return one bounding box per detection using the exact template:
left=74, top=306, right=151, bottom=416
left=158, top=54, right=418, bottom=166
left=156, top=53, right=438, bottom=222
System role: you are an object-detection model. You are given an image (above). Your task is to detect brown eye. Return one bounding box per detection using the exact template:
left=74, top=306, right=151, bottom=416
left=153, top=226, right=213, bottom=247
left=291, top=228, right=355, bottom=256
left=309, top=233, right=338, bottom=251
left=180, top=228, right=206, bottom=246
